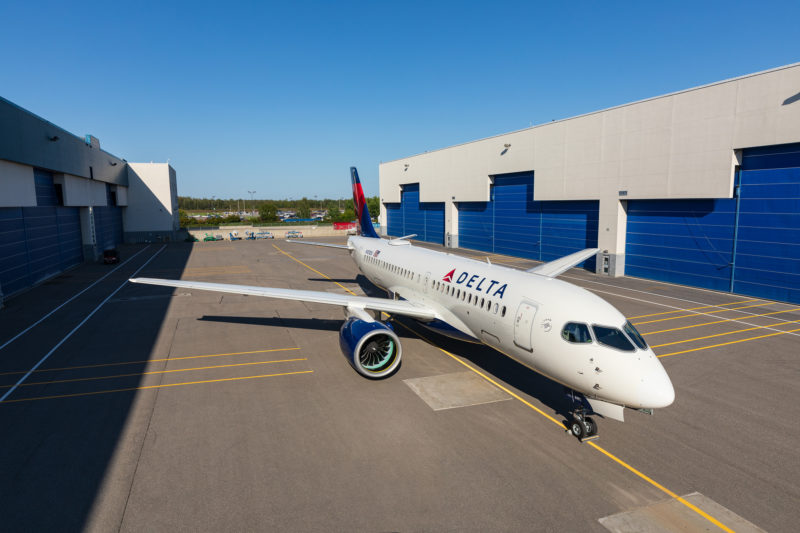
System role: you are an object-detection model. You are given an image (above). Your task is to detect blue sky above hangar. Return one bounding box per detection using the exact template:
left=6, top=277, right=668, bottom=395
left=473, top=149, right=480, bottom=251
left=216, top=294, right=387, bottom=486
left=1, top=0, right=798, bottom=199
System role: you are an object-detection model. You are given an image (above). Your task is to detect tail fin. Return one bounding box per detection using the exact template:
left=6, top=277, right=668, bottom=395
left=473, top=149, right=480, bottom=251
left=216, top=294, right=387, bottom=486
left=350, top=167, right=379, bottom=238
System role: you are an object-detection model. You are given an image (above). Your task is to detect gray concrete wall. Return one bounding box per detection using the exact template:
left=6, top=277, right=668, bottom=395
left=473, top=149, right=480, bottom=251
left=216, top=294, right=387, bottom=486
left=186, top=225, right=355, bottom=240
left=0, top=96, right=127, bottom=185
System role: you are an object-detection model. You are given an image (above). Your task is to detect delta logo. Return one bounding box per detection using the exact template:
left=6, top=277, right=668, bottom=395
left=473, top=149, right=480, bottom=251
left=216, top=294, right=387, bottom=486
left=442, top=269, right=508, bottom=298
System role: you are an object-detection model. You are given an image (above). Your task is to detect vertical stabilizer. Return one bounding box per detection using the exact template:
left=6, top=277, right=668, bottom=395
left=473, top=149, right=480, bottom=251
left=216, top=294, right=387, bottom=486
left=350, top=167, right=380, bottom=238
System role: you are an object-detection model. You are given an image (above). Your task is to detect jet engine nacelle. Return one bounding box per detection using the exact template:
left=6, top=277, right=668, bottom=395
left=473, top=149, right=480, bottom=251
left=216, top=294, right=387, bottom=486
left=339, top=317, right=402, bottom=379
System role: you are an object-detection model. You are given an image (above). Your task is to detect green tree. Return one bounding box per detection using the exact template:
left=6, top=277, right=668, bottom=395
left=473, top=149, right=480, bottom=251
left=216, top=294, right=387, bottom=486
left=366, top=196, right=380, bottom=219
left=178, top=209, right=193, bottom=227
left=259, top=203, right=279, bottom=222
left=297, top=197, right=311, bottom=219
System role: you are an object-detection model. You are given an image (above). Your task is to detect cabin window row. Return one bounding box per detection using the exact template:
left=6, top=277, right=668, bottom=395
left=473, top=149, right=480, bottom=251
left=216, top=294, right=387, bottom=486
left=365, top=254, right=416, bottom=280
left=432, top=279, right=506, bottom=317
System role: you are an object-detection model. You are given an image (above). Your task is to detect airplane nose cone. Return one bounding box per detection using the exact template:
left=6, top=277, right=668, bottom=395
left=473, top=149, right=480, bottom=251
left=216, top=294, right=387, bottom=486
left=638, top=356, right=675, bottom=408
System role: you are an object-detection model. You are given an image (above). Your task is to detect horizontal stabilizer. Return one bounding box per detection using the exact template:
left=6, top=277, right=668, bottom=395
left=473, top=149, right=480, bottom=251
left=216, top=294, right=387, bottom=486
left=286, top=240, right=351, bottom=249
left=527, top=248, right=598, bottom=278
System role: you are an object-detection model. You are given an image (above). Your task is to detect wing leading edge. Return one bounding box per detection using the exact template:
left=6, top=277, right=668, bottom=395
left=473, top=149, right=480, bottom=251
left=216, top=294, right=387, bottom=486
left=129, top=278, right=437, bottom=321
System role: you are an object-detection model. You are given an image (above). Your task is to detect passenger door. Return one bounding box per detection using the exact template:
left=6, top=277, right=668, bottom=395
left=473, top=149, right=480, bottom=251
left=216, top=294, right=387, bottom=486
left=513, top=300, right=538, bottom=352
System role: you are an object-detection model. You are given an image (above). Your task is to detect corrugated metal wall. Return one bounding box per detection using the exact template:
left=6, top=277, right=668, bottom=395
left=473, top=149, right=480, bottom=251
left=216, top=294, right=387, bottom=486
left=94, top=184, right=123, bottom=251
left=384, top=184, right=445, bottom=244
left=626, top=142, right=800, bottom=304
left=458, top=172, right=599, bottom=269
left=0, top=170, right=82, bottom=297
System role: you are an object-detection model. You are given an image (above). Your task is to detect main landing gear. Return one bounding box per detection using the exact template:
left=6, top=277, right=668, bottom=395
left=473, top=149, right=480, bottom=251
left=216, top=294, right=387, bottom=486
left=566, top=389, right=599, bottom=442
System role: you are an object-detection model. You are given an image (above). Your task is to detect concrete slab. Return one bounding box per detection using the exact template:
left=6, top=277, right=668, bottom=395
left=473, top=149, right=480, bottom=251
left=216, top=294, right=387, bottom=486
left=404, top=370, right=511, bottom=411
left=599, top=492, right=767, bottom=533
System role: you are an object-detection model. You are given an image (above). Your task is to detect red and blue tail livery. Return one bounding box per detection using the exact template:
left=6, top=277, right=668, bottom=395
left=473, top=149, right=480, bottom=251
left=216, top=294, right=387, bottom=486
left=350, top=167, right=379, bottom=238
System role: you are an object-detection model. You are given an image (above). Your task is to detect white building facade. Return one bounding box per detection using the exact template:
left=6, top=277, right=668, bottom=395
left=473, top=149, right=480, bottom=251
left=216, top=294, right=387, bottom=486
left=379, top=63, right=800, bottom=304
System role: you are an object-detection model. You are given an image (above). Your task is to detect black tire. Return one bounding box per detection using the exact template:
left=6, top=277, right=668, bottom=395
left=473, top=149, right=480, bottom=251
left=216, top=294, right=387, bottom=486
left=584, top=417, right=597, bottom=436
left=570, top=418, right=586, bottom=439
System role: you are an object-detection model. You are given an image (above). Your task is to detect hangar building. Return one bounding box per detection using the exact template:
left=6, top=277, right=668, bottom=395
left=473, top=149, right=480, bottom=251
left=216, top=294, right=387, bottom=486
left=0, top=97, right=179, bottom=302
left=379, top=63, right=800, bottom=305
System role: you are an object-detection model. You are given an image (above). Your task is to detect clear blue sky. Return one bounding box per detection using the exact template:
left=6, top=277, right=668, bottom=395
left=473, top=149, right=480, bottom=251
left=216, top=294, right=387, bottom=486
left=1, top=1, right=798, bottom=199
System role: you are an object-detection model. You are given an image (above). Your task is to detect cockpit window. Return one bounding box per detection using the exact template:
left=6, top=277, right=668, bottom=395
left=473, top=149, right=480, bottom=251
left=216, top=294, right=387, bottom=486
left=623, top=320, right=648, bottom=350
left=592, top=325, right=635, bottom=352
left=561, top=322, right=592, bottom=344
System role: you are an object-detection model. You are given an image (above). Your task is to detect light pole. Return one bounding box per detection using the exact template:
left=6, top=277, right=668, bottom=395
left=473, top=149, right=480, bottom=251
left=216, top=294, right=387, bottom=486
left=248, top=190, right=256, bottom=215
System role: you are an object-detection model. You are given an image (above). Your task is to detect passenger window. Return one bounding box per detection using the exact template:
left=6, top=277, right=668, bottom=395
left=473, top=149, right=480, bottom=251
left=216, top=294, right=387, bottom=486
left=561, top=322, right=592, bottom=344
left=480, top=297, right=484, bottom=307
left=623, top=320, right=648, bottom=350
left=592, top=325, right=635, bottom=352
left=501, top=306, right=506, bottom=317
left=493, top=303, right=498, bottom=314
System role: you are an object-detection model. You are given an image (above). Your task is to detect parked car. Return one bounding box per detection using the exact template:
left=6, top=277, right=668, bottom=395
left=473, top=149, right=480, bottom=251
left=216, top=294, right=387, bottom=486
left=255, top=231, right=275, bottom=239
left=103, top=248, right=120, bottom=264
left=203, top=233, right=217, bottom=242
left=285, top=230, right=303, bottom=239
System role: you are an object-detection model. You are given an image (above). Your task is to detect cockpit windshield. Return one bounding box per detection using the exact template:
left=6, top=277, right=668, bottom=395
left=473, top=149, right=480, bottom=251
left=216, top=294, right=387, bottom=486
left=592, top=325, right=635, bottom=352
left=623, top=320, right=648, bottom=350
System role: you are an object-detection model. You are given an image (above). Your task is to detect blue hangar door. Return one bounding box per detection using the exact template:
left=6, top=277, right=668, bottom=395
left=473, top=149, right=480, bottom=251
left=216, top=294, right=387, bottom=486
left=458, top=172, right=599, bottom=269
left=625, top=142, right=800, bottom=304
left=384, top=184, right=445, bottom=244
left=0, top=169, right=82, bottom=297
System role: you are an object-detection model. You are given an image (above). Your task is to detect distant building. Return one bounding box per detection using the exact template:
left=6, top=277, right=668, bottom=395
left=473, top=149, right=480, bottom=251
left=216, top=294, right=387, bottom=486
left=0, top=96, right=180, bottom=302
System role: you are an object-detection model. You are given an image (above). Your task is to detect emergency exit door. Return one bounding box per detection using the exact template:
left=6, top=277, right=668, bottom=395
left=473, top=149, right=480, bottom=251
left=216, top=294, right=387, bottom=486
left=513, top=300, right=538, bottom=351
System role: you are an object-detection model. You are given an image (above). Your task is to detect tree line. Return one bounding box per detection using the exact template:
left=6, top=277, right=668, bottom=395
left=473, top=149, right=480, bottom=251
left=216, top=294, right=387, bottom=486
left=178, top=195, right=380, bottom=225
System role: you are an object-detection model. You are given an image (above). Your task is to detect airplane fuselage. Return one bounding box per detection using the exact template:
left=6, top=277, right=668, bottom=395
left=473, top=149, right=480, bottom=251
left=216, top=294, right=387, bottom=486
left=349, top=235, right=674, bottom=412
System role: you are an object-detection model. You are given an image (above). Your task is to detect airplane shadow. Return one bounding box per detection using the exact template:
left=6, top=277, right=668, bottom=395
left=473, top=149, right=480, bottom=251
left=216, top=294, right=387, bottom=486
left=351, top=275, right=576, bottom=426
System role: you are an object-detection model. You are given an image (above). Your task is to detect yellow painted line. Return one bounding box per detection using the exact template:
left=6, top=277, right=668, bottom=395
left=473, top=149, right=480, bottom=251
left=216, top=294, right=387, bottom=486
left=395, top=320, right=733, bottom=532
left=0, top=370, right=313, bottom=404
left=1, top=358, right=307, bottom=389
left=0, top=347, right=300, bottom=377
left=642, top=307, right=800, bottom=336
left=628, top=298, right=760, bottom=319
left=286, top=246, right=735, bottom=532
left=651, top=318, right=800, bottom=348
left=633, top=302, right=775, bottom=325
left=588, top=442, right=735, bottom=533
left=272, top=244, right=357, bottom=296
left=657, top=326, right=800, bottom=358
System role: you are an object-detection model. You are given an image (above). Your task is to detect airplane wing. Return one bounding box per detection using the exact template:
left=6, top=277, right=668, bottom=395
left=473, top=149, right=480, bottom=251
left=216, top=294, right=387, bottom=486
left=286, top=240, right=352, bottom=250
left=526, top=248, right=599, bottom=278
left=129, top=278, right=437, bottom=320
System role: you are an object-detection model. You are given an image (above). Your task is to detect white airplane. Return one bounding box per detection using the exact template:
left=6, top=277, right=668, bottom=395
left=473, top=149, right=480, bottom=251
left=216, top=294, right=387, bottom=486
left=131, top=167, right=674, bottom=441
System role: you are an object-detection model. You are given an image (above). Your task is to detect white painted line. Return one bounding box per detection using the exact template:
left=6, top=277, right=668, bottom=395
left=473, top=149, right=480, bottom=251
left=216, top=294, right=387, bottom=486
left=0, top=246, right=166, bottom=403
left=0, top=246, right=151, bottom=353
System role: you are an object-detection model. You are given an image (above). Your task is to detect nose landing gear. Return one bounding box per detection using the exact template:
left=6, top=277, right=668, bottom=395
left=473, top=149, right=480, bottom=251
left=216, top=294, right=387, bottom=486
left=568, top=408, right=598, bottom=442
left=565, top=389, right=600, bottom=442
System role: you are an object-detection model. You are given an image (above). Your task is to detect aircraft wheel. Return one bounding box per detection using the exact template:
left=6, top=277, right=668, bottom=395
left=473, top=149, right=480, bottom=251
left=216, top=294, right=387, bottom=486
left=584, top=417, right=597, bottom=436
left=570, top=418, right=586, bottom=439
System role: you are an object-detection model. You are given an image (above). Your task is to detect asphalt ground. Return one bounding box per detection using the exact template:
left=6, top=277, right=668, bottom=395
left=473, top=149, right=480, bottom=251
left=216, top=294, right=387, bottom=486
left=0, top=237, right=797, bottom=532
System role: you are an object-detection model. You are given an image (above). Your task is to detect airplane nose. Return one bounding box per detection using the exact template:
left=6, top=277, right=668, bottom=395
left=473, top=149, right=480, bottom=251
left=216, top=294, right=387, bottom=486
left=638, top=357, right=675, bottom=408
